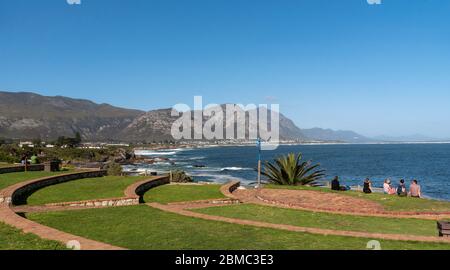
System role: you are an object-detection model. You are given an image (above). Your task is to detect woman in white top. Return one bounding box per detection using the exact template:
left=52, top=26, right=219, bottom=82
left=383, top=179, right=396, bottom=195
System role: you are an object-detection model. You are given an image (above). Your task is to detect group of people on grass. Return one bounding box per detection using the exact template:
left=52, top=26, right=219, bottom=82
left=20, top=154, right=39, bottom=165
left=378, top=178, right=422, bottom=198
left=331, top=176, right=422, bottom=198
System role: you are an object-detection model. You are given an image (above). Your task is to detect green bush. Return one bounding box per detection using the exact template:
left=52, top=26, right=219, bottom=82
left=262, top=153, right=325, bottom=186
left=0, top=149, right=19, bottom=163
left=106, top=162, right=123, bottom=176
left=170, top=170, right=193, bottom=183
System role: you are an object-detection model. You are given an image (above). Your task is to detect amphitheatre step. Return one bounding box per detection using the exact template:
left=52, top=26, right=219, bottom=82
left=148, top=202, right=450, bottom=244
left=220, top=181, right=450, bottom=220
left=0, top=170, right=170, bottom=250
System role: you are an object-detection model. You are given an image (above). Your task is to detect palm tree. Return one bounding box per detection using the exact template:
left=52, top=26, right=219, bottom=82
left=262, top=153, right=325, bottom=186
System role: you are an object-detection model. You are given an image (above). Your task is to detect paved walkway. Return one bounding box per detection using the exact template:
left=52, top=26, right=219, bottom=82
left=149, top=201, right=450, bottom=244
left=0, top=205, right=125, bottom=250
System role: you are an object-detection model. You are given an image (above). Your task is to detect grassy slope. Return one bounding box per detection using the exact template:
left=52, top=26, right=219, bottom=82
left=195, top=204, right=438, bottom=236
left=27, top=206, right=450, bottom=250
left=267, top=185, right=450, bottom=212
left=0, top=171, right=66, bottom=190
left=0, top=222, right=65, bottom=250
left=144, top=184, right=225, bottom=204
left=27, top=176, right=150, bottom=205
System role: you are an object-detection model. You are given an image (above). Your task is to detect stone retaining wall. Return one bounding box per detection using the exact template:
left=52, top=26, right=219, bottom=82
left=0, top=170, right=107, bottom=206
left=46, top=197, right=139, bottom=208
left=43, top=175, right=170, bottom=208
left=220, top=181, right=242, bottom=201
left=126, top=176, right=170, bottom=203
left=0, top=165, right=45, bottom=174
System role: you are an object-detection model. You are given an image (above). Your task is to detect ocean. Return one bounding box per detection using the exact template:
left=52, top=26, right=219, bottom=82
left=124, top=143, right=450, bottom=201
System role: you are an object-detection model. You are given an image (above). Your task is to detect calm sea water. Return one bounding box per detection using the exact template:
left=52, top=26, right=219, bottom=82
left=124, top=144, right=450, bottom=201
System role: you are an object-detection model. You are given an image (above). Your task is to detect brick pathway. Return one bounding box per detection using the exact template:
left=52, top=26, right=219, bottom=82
left=0, top=205, right=125, bottom=250
left=149, top=202, right=450, bottom=244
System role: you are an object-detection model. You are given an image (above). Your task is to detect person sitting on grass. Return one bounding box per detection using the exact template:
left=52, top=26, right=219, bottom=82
left=409, top=180, right=422, bottom=198
left=383, top=179, right=397, bottom=195
left=363, top=178, right=372, bottom=194
left=396, top=179, right=408, bottom=197
left=331, top=176, right=340, bottom=191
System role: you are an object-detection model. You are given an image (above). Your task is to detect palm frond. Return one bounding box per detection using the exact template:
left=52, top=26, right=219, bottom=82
left=262, top=152, right=325, bottom=186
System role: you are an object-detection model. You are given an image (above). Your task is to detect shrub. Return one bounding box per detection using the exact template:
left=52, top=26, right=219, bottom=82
left=106, top=162, right=123, bottom=176
left=262, top=153, right=325, bottom=186
left=170, top=170, right=193, bottom=183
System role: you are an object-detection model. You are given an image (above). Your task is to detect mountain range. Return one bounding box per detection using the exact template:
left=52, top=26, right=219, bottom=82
left=0, top=91, right=441, bottom=143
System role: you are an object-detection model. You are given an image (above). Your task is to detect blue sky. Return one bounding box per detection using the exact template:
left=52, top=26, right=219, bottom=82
left=1, top=0, right=450, bottom=138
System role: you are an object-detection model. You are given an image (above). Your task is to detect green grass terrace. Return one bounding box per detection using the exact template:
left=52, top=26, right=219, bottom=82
left=27, top=175, right=152, bottom=205
left=0, top=221, right=66, bottom=250
left=26, top=205, right=450, bottom=250
left=195, top=204, right=440, bottom=236
left=266, top=185, right=450, bottom=213
left=2, top=169, right=450, bottom=250
left=143, top=184, right=225, bottom=204
left=0, top=171, right=69, bottom=191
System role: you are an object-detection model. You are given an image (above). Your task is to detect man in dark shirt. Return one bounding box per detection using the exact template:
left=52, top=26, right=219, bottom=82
left=331, top=176, right=340, bottom=191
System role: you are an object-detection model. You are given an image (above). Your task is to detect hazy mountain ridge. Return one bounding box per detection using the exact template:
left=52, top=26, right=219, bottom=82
left=372, top=134, right=446, bottom=142
left=0, top=91, right=144, bottom=141
left=0, top=91, right=422, bottom=143
left=301, top=128, right=374, bottom=143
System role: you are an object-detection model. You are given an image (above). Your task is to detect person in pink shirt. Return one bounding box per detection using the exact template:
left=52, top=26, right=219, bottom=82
left=409, top=180, right=422, bottom=198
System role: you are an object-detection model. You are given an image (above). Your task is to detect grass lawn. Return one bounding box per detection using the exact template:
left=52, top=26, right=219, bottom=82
left=27, top=176, right=150, bottom=205
left=27, top=205, right=450, bottom=250
left=195, top=204, right=439, bottom=236
left=144, top=184, right=225, bottom=204
left=0, top=171, right=67, bottom=190
left=0, top=222, right=66, bottom=250
left=266, top=185, right=450, bottom=212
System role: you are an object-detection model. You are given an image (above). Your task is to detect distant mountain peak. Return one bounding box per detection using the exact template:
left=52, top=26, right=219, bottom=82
left=0, top=90, right=376, bottom=143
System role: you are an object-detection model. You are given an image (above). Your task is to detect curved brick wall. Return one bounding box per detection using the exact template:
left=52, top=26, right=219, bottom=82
left=45, top=175, right=171, bottom=208
left=125, top=176, right=170, bottom=203
left=0, top=165, right=45, bottom=174
left=0, top=170, right=125, bottom=249
left=0, top=170, right=107, bottom=206
left=220, top=181, right=242, bottom=201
